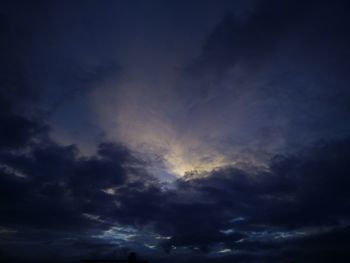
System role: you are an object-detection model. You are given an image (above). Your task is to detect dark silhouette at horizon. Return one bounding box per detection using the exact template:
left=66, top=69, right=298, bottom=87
left=81, top=252, right=148, bottom=263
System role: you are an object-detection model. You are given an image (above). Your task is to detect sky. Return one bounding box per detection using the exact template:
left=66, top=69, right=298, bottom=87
left=1, top=0, right=350, bottom=262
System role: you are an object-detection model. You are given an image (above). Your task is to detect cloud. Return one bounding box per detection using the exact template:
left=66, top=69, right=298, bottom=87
left=99, top=137, right=350, bottom=261
left=1, top=1, right=350, bottom=262
left=93, top=0, right=350, bottom=178
left=1, top=84, right=350, bottom=262
left=0, top=0, right=123, bottom=155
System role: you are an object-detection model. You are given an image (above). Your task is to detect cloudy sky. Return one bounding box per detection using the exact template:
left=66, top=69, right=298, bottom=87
left=1, top=0, right=350, bottom=262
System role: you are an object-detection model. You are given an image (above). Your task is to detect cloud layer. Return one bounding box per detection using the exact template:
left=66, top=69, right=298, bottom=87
left=1, top=0, right=350, bottom=262
left=1, top=98, right=350, bottom=262
left=93, top=0, right=350, bottom=177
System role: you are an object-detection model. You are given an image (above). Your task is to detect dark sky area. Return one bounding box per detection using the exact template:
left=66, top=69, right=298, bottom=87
left=1, top=0, right=350, bottom=262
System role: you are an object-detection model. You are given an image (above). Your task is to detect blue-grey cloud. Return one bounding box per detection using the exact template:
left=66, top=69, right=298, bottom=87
left=1, top=0, right=350, bottom=263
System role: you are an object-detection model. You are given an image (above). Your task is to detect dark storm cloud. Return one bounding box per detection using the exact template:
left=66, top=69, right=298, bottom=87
left=0, top=0, right=122, bottom=153
left=0, top=2, right=137, bottom=261
left=1, top=0, right=350, bottom=262
left=1, top=96, right=350, bottom=263
left=185, top=0, right=350, bottom=112
left=0, top=133, right=145, bottom=262
left=0, top=111, right=44, bottom=149
left=174, top=0, right=350, bottom=164
left=0, top=56, right=151, bottom=260
left=121, top=137, right=350, bottom=262
left=190, top=0, right=350, bottom=75
left=65, top=137, right=349, bottom=260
